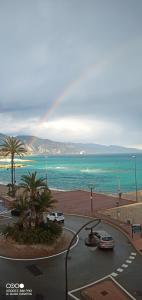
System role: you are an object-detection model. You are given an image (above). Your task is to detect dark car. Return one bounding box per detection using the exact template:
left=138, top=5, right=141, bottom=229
left=11, top=208, right=31, bottom=217
left=11, top=208, right=21, bottom=216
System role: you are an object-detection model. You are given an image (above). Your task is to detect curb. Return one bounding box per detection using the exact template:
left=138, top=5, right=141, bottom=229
left=0, top=227, right=79, bottom=261
left=95, top=214, right=142, bottom=256
left=64, top=213, right=142, bottom=256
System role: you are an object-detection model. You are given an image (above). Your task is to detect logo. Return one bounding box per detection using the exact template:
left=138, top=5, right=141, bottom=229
left=5, top=282, right=32, bottom=296
left=6, top=283, right=24, bottom=289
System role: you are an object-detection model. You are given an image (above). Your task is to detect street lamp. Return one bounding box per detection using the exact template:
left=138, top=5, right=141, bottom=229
left=116, top=177, right=122, bottom=206
left=90, top=187, right=93, bottom=214
left=88, top=185, right=95, bottom=215
left=65, top=218, right=101, bottom=300
left=45, top=155, right=48, bottom=188
left=13, top=161, right=16, bottom=196
left=132, top=155, right=138, bottom=202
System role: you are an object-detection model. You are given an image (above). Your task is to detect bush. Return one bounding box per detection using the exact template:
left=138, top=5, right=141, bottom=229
left=4, top=222, right=63, bottom=245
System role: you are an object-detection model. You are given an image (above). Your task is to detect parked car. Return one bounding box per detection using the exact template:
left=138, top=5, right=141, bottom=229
left=11, top=208, right=30, bottom=217
left=11, top=208, right=21, bottom=216
left=47, top=212, right=64, bottom=223
left=93, top=230, right=115, bottom=249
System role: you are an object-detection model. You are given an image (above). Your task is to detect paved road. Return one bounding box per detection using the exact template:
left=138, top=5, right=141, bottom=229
left=0, top=215, right=141, bottom=300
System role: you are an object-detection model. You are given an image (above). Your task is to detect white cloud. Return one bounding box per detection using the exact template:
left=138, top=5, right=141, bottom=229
left=35, top=117, right=123, bottom=144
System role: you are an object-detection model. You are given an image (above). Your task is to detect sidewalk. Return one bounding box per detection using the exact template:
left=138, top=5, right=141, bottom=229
left=81, top=277, right=134, bottom=300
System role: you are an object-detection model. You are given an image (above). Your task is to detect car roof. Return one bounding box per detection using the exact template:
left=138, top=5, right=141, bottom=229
left=94, top=230, right=112, bottom=237
left=49, top=211, right=63, bottom=214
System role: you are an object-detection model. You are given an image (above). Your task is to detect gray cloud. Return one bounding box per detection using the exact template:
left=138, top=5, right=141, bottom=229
left=0, top=0, right=142, bottom=146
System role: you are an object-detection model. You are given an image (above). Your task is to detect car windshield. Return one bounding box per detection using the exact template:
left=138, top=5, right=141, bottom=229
left=102, top=237, right=113, bottom=241
left=57, top=213, right=63, bottom=216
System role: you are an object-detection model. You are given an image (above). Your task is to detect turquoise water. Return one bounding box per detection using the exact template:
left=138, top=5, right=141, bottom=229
left=0, top=154, right=142, bottom=193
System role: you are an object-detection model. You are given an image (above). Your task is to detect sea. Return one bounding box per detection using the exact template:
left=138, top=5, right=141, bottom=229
left=0, top=153, right=142, bottom=194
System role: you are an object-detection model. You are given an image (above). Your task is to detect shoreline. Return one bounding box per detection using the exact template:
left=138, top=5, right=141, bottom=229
left=0, top=183, right=141, bottom=198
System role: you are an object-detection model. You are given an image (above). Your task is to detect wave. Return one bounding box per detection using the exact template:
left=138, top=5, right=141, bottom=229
left=47, top=166, right=68, bottom=170
left=0, top=158, right=31, bottom=162
left=80, top=168, right=108, bottom=173
left=50, top=188, right=67, bottom=192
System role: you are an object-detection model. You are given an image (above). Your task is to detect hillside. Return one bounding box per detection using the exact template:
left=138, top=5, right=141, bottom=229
left=17, top=135, right=141, bottom=155
left=0, top=133, right=141, bottom=155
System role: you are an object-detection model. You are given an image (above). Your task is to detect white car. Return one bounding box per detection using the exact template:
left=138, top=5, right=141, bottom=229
left=93, top=230, right=115, bottom=249
left=47, top=212, right=64, bottom=223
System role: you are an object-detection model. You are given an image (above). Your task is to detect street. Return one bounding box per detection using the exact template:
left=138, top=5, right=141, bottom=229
left=0, top=215, right=141, bottom=299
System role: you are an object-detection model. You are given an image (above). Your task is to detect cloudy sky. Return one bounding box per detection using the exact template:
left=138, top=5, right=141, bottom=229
left=0, top=0, right=142, bottom=148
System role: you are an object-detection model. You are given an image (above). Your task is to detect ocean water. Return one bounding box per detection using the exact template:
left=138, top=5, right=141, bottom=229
left=0, top=154, right=142, bottom=194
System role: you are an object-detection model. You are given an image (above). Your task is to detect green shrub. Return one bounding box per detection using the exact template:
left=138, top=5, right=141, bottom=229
left=4, top=222, right=63, bottom=245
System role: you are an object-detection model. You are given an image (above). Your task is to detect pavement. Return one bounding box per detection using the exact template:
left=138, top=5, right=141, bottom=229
left=80, top=277, right=134, bottom=300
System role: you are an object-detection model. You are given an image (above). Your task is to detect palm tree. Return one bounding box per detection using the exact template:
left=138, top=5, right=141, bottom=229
left=20, top=171, right=47, bottom=200
left=19, top=171, right=48, bottom=227
left=34, top=190, right=57, bottom=226
left=0, top=136, right=27, bottom=197
left=13, top=194, right=29, bottom=229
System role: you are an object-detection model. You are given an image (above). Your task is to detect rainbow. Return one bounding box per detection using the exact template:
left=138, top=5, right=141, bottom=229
left=30, top=59, right=108, bottom=146
left=29, top=36, right=135, bottom=145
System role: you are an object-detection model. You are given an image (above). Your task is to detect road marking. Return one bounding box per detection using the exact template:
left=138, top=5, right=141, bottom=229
left=69, top=275, right=136, bottom=300
left=110, top=276, right=136, bottom=300
left=117, top=268, right=123, bottom=272
left=131, top=252, right=136, bottom=256
left=129, top=256, right=135, bottom=260
left=111, top=272, right=118, bottom=277
left=122, top=264, right=128, bottom=268
left=69, top=275, right=109, bottom=294
left=126, top=260, right=132, bottom=263
left=0, top=227, right=79, bottom=261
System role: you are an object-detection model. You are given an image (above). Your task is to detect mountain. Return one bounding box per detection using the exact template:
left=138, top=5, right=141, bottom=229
left=16, top=135, right=141, bottom=155
left=0, top=133, right=141, bottom=155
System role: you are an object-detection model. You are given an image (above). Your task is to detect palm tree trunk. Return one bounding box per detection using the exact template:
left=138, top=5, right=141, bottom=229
left=11, top=154, right=15, bottom=197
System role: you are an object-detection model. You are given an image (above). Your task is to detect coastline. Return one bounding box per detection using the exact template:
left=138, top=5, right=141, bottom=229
left=0, top=183, right=140, bottom=200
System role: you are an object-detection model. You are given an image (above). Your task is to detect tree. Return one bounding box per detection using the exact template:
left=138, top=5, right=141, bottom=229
left=20, top=171, right=47, bottom=200
left=19, top=171, right=50, bottom=227
left=0, top=136, right=27, bottom=197
left=5, top=172, right=61, bottom=244
left=34, top=190, right=57, bottom=226
left=13, top=194, right=29, bottom=229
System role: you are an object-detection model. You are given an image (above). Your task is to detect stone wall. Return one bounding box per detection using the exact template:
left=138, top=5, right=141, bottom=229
left=103, top=203, right=142, bottom=224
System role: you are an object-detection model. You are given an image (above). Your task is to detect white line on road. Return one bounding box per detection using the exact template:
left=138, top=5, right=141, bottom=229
left=110, top=276, right=136, bottom=300
left=131, top=252, right=136, bottom=256
left=129, top=256, right=135, bottom=260
left=111, top=272, right=118, bottom=277
left=126, top=260, right=132, bottom=263
left=0, top=227, right=79, bottom=261
left=117, top=268, right=123, bottom=272
left=69, top=275, right=136, bottom=300
left=122, top=264, right=128, bottom=268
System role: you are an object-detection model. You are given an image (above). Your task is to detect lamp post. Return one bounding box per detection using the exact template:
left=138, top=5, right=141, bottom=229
left=65, top=218, right=101, bottom=300
left=88, top=184, right=94, bottom=215
left=45, top=155, right=48, bottom=188
left=90, top=187, right=93, bottom=214
left=116, top=177, right=122, bottom=206
left=132, top=155, right=138, bottom=202
left=13, top=161, right=16, bottom=197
